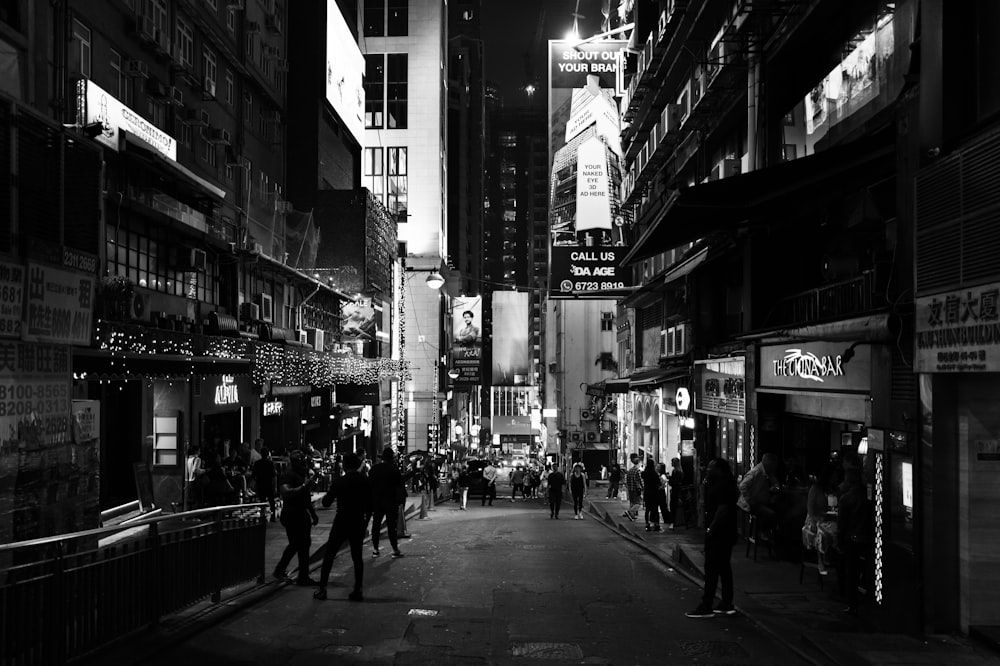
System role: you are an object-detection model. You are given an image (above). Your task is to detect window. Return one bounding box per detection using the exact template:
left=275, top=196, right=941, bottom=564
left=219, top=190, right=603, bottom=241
left=363, top=0, right=384, bottom=36
left=227, top=8, right=236, bottom=32
left=225, top=162, right=234, bottom=183
left=244, top=92, right=253, bottom=122
left=176, top=18, right=194, bottom=69
left=202, top=48, right=217, bottom=95
left=153, top=413, right=179, bottom=466
left=245, top=32, right=254, bottom=59
left=365, top=0, right=407, bottom=36
left=225, top=71, right=234, bottom=105
left=110, top=50, right=132, bottom=106
left=601, top=313, right=614, bottom=331
left=386, top=53, right=407, bottom=128
left=147, top=99, right=166, bottom=129
left=144, top=0, right=168, bottom=33
left=71, top=20, right=91, bottom=78
left=364, top=147, right=384, bottom=202
left=387, top=147, right=407, bottom=220
left=258, top=170, right=269, bottom=202
left=387, top=0, right=407, bottom=35
left=364, top=54, right=384, bottom=128
left=180, top=122, right=192, bottom=148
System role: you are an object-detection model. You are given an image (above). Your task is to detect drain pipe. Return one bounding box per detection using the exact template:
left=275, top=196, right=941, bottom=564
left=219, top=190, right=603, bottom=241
left=746, top=34, right=759, bottom=172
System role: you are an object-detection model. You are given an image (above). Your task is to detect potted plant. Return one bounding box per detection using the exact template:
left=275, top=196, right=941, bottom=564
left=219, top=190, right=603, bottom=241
left=97, top=275, right=135, bottom=320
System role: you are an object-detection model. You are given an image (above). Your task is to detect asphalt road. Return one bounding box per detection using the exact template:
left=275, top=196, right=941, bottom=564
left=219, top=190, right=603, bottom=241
left=136, top=498, right=811, bottom=665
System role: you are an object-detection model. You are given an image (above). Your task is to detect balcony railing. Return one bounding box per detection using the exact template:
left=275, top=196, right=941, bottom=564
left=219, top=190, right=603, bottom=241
left=764, top=268, right=885, bottom=330
left=0, top=505, right=267, bottom=665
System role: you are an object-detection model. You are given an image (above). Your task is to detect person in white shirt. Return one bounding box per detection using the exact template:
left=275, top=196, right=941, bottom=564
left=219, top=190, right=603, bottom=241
left=481, top=461, right=499, bottom=506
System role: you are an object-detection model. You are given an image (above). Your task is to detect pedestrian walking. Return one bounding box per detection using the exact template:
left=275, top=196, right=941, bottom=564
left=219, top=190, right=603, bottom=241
left=369, top=448, right=405, bottom=558
left=667, top=457, right=683, bottom=530
left=547, top=465, right=566, bottom=519
left=313, top=452, right=373, bottom=602
left=642, top=458, right=661, bottom=531
left=570, top=463, right=587, bottom=519
left=624, top=454, right=643, bottom=521
left=252, top=447, right=278, bottom=521
left=481, top=460, right=498, bottom=506
left=655, top=462, right=671, bottom=531
left=510, top=465, right=526, bottom=501
left=457, top=462, right=470, bottom=509
left=607, top=463, right=621, bottom=499
left=686, top=458, right=739, bottom=618
left=272, top=449, right=319, bottom=585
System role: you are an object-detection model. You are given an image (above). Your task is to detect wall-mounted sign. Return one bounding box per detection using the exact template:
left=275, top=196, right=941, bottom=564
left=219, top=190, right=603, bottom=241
left=79, top=79, right=177, bottom=160
left=695, top=357, right=746, bottom=419
left=675, top=387, right=691, bottom=411
left=915, top=281, right=1000, bottom=373
left=23, top=262, right=94, bottom=346
left=0, top=261, right=24, bottom=339
left=310, top=395, right=322, bottom=408
left=263, top=400, right=283, bottom=416
left=214, top=375, right=240, bottom=405
left=759, top=342, right=870, bottom=393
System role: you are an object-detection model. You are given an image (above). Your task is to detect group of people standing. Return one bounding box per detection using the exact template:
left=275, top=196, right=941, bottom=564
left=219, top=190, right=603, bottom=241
left=619, top=454, right=684, bottom=531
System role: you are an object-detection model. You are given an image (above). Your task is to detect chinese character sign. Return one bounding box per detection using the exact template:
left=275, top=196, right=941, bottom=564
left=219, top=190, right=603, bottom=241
left=24, top=262, right=94, bottom=346
left=0, top=260, right=24, bottom=339
left=915, top=281, right=1000, bottom=372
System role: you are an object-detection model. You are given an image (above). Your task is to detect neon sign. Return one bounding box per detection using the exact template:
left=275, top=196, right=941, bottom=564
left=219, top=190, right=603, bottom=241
left=214, top=375, right=240, bottom=405
left=772, top=349, right=843, bottom=382
left=263, top=400, right=283, bottom=416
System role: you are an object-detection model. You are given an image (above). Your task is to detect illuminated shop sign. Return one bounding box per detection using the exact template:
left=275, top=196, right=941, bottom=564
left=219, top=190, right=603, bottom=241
left=695, top=357, right=745, bottom=419
left=214, top=375, right=239, bottom=405
left=78, top=79, right=177, bottom=160
left=759, top=342, right=870, bottom=393
left=310, top=395, right=322, bottom=408
left=915, top=280, right=1000, bottom=373
left=263, top=400, right=283, bottom=416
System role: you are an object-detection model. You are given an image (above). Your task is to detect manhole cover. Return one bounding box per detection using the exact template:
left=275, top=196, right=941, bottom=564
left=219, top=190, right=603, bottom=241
left=677, top=640, right=750, bottom=659
left=511, top=642, right=584, bottom=659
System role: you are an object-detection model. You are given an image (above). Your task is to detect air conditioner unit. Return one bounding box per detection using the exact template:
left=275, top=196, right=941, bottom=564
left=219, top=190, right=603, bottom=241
left=581, top=408, right=594, bottom=421
left=661, top=103, right=681, bottom=135
left=677, top=84, right=691, bottom=123
left=224, top=147, right=244, bottom=167
left=129, top=293, right=151, bottom=321
left=189, top=248, right=207, bottom=271
left=135, top=16, right=157, bottom=42
left=182, top=107, right=207, bottom=127
left=255, top=293, right=273, bottom=322
left=297, top=330, right=308, bottom=345
left=127, top=60, right=149, bottom=79
left=246, top=21, right=261, bottom=34
left=206, top=127, right=229, bottom=144
left=306, top=327, right=325, bottom=351
left=169, top=86, right=184, bottom=106
left=570, top=432, right=582, bottom=443
left=722, top=158, right=741, bottom=178
left=239, top=301, right=260, bottom=321
left=585, top=431, right=599, bottom=443
left=691, top=67, right=704, bottom=107
left=250, top=241, right=264, bottom=255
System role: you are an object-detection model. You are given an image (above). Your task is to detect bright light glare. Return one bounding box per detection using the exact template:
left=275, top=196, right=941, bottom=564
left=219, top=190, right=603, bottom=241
left=564, top=29, right=579, bottom=42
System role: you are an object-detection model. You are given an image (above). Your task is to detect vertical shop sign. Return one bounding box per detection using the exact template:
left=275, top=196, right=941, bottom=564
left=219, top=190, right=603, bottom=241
left=0, top=260, right=24, bottom=339
left=23, top=262, right=94, bottom=346
left=451, top=296, right=482, bottom=385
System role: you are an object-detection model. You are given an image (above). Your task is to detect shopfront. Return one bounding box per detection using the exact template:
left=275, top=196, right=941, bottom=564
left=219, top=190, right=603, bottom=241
left=695, top=356, right=747, bottom=477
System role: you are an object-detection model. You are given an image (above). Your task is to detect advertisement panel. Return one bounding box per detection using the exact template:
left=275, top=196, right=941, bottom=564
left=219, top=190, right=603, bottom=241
left=548, top=39, right=632, bottom=299
left=491, top=291, right=530, bottom=385
left=326, top=2, right=365, bottom=147
left=0, top=260, right=24, bottom=339
left=24, top=262, right=94, bottom=346
left=451, top=296, right=482, bottom=385
left=914, top=281, right=1000, bottom=372
left=79, top=79, right=177, bottom=160
left=342, top=296, right=378, bottom=342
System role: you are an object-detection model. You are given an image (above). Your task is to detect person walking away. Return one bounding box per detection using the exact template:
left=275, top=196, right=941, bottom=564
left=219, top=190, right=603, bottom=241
left=314, top=452, right=372, bottom=602
left=252, top=447, right=278, bottom=521
left=510, top=465, right=526, bottom=501
left=570, top=464, right=587, bottom=519
left=369, top=448, right=405, bottom=558
left=457, top=463, right=470, bottom=509
left=667, top=458, right=683, bottom=529
left=482, top=460, right=498, bottom=506
left=686, top=458, right=740, bottom=618
left=641, top=458, right=661, bottom=531
left=547, top=465, right=567, bottom=519
left=273, top=449, right=319, bottom=585
left=624, top=454, right=643, bottom=521
left=607, top=463, right=621, bottom=499
left=655, top=462, right=671, bottom=531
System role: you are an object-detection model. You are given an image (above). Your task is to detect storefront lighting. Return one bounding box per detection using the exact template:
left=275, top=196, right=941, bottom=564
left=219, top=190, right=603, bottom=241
left=682, top=417, right=695, bottom=429
left=300, top=419, right=307, bottom=425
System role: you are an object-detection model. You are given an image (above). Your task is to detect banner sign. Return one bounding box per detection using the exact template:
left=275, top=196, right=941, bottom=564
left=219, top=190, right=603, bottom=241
left=915, top=281, right=1000, bottom=372
left=79, top=79, right=177, bottom=160
left=548, top=39, right=632, bottom=299
left=451, top=296, right=482, bottom=386
left=491, top=291, right=530, bottom=385
left=0, top=260, right=24, bottom=339
left=24, top=262, right=94, bottom=346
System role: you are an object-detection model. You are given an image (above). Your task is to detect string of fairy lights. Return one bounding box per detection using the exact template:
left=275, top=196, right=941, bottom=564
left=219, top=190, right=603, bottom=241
left=93, top=319, right=410, bottom=387
left=396, top=257, right=408, bottom=448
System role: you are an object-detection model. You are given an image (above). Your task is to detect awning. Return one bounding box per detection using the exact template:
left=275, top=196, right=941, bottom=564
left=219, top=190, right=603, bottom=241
left=629, top=367, right=689, bottom=389
left=622, top=129, right=895, bottom=264
left=738, top=313, right=897, bottom=343
left=604, top=378, right=631, bottom=393
left=123, top=131, right=227, bottom=200
left=662, top=246, right=708, bottom=285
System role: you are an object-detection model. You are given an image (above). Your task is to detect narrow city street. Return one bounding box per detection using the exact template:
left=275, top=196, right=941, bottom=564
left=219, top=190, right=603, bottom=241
left=133, top=497, right=809, bottom=665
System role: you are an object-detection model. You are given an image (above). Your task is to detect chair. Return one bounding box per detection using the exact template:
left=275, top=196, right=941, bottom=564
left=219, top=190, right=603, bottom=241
left=745, top=513, right=774, bottom=561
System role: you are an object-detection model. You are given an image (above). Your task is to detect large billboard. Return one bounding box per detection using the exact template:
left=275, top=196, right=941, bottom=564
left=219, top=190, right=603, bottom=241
left=451, top=296, right=482, bottom=386
left=491, top=291, right=530, bottom=385
left=548, top=40, right=633, bottom=299
left=326, top=3, right=365, bottom=147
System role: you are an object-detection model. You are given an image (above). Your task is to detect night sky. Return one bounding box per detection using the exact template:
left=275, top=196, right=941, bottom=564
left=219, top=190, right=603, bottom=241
left=480, top=0, right=607, bottom=106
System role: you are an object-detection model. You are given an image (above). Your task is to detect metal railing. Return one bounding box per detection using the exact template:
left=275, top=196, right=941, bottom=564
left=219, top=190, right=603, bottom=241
left=766, top=268, right=883, bottom=329
left=0, top=504, right=267, bottom=665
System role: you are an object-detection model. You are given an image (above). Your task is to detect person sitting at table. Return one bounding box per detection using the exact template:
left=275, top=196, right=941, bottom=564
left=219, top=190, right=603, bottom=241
left=737, top=452, right=780, bottom=531
left=802, top=464, right=839, bottom=574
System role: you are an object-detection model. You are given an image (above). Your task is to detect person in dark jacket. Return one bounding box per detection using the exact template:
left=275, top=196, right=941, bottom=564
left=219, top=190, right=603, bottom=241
left=273, top=449, right=318, bottom=585
left=570, top=463, right=588, bottom=519
left=547, top=465, right=566, bottom=519
left=641, top=458, right=662, bottom=531
left=837, top=467, right=870, bottom=615
left=666, top=457, right=684, bottom=529
left=686, top=458, right=740, bottom=618
left=313, top=452, right=373, bottom=601
left=369, top=448, right=405, bottom=558
left=606, top=464, right=621, bottom=499
left=251, top=447, right=278, bottom=521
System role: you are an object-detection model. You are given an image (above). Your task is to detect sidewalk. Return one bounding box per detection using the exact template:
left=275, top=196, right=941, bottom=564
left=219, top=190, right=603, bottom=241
left=584, top=495, right=1000, bottom=666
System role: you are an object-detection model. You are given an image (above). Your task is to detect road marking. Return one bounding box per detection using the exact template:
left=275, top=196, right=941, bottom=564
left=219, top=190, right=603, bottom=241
left=408, top=608, right=439, bottom=616
left=511, top=642, right=584, bottom=659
